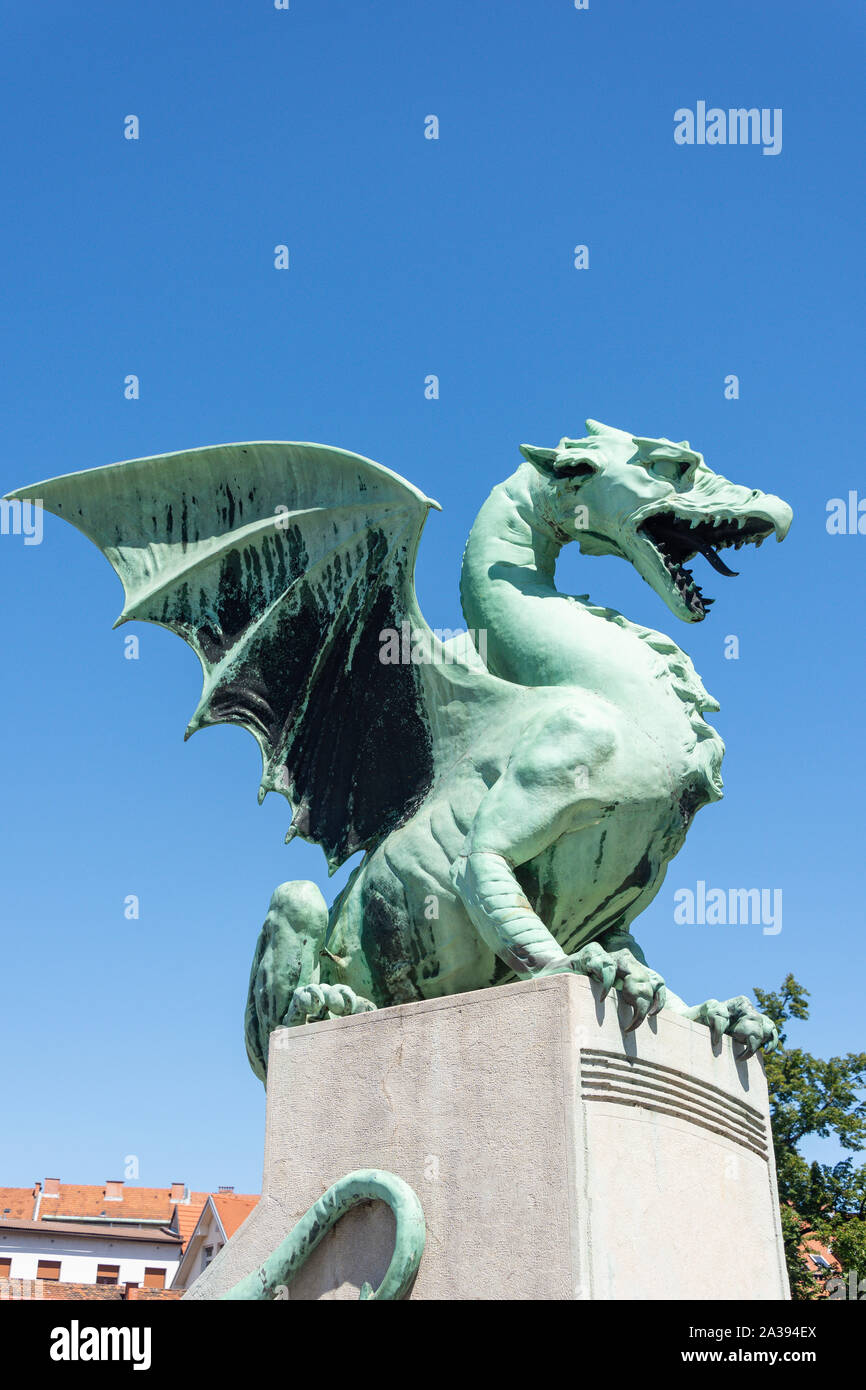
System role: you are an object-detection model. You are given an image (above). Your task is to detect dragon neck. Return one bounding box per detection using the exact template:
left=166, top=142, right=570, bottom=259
left=459, top=463, right=722, bottom=737
left=460, top=463, right=579, bottom=686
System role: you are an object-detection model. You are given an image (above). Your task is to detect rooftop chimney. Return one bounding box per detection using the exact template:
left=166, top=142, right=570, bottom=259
left=43, top=1178, right=60, bottom=1198
left=170, top=1182, right=186, bottom=1203
left=104, top=1180, right=124, bottom=1201
left=218, top=1185, right=234, bottom=1194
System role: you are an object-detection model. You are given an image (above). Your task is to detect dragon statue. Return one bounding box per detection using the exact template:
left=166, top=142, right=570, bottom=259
left=8, top=418, right=792, bottom=1079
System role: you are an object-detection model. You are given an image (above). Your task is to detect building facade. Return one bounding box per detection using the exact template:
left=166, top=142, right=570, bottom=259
left=0, top=1177, right=258, bottom=1296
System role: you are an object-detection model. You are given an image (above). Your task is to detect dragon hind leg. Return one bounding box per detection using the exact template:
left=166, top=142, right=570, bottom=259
left=244, top=879, right=328, bottom=1083
left=244, top=880, right=375, bottom=1084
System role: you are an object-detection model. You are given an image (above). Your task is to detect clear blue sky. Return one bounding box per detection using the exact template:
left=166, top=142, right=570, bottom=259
left=1, top=1, right=863, bottom=1193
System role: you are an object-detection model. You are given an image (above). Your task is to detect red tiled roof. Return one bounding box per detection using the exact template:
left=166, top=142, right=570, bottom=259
left=212, top=1194, right=258, bottom=1239
left=126, top=1286, right=183, bottom=1301
left=0, top=1182, right=257, bottom=1253
left=173, top=1198, right=209, bottom=1251
left=801, top=1233, right=841, bottom=1273
left=37, top=1183, right=209, bottom=1226
left=0, top=1279, right=182, bottom=1301
left=0, top=1188, right=38, bottom=1221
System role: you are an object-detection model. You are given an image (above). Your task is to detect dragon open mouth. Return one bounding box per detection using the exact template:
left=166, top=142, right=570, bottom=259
left=638, top=511, right=778, bottom=619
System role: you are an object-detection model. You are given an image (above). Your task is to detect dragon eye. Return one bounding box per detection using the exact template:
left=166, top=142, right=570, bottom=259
left=645, top=453, right=696, bottom=483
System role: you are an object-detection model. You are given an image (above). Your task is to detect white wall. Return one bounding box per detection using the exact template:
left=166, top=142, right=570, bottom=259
left=172, top=1205, right=225, bottom=1290
left=0, top=1228, right=181, bottom=1287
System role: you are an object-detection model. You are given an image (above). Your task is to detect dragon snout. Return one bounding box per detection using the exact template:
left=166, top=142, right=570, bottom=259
left=761, top=493, right=793, bottom=542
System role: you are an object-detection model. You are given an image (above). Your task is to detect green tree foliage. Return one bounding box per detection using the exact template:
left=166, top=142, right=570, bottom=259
left=755, top=975, right=866, bottom=1298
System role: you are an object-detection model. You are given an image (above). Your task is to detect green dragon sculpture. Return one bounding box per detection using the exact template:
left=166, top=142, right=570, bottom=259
left=7, top=419, right=792, bottom=1076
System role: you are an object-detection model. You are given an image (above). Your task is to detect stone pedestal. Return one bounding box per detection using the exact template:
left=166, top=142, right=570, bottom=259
left=184, top=974, right=789, bottom=1300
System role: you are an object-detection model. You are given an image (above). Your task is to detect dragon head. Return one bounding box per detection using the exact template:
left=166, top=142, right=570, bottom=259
left=521, top=419, right=792, bottom=622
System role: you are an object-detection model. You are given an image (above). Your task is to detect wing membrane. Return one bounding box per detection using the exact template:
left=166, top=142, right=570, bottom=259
left=10, top=442, right=439, bottom=869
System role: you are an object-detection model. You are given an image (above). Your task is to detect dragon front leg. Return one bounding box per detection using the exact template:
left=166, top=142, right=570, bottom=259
left=450, top=706, right=666, bottom=1031
left=453, top=853, right=666, bottom=1031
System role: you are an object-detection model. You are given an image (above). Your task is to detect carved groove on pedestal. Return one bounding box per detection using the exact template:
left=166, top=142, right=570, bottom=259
left=579, top=1048, right=769, bottom=1159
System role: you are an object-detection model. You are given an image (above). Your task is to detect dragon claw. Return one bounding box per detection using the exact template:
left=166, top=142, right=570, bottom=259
left=648, top=984, right=667, bottom=1017
left=624, top=993, right=651, bottom=1032
left=691, top=996, right=777, bottom=1056
left=286, top=982, right=375, bottom=1026
left=598, top=961, right=617, bottom=998
left=564, top=945, right=666, bottom=1033
left=701, top=999, right=728, bottom=1046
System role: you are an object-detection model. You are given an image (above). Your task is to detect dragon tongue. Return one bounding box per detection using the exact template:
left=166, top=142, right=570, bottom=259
left=695, top=539, right=739, bottom=577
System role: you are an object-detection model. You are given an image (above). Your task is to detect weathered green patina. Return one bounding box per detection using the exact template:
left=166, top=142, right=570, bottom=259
left=7, top=420, right=792, bottom=1074
left=220, top=1169, right=425, bottom=1300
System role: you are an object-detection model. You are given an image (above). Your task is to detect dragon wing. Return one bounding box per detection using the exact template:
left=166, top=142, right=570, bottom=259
left=8, top=442, right=443, bottom=871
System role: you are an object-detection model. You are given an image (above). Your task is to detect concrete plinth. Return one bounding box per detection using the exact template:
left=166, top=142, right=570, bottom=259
left=184, top=974, right=789, bottom=1300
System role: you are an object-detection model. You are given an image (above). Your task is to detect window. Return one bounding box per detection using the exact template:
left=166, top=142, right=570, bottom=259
left=96, top=1264, right=120, bottom=1285
left=0, top=1258, right=12, bottom=1278
left=37, top=1260, right=61, bottom=1281
left=143, top=1267, right=166, bottom=1290
left=202, top=1244, right=214, bottom=1269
